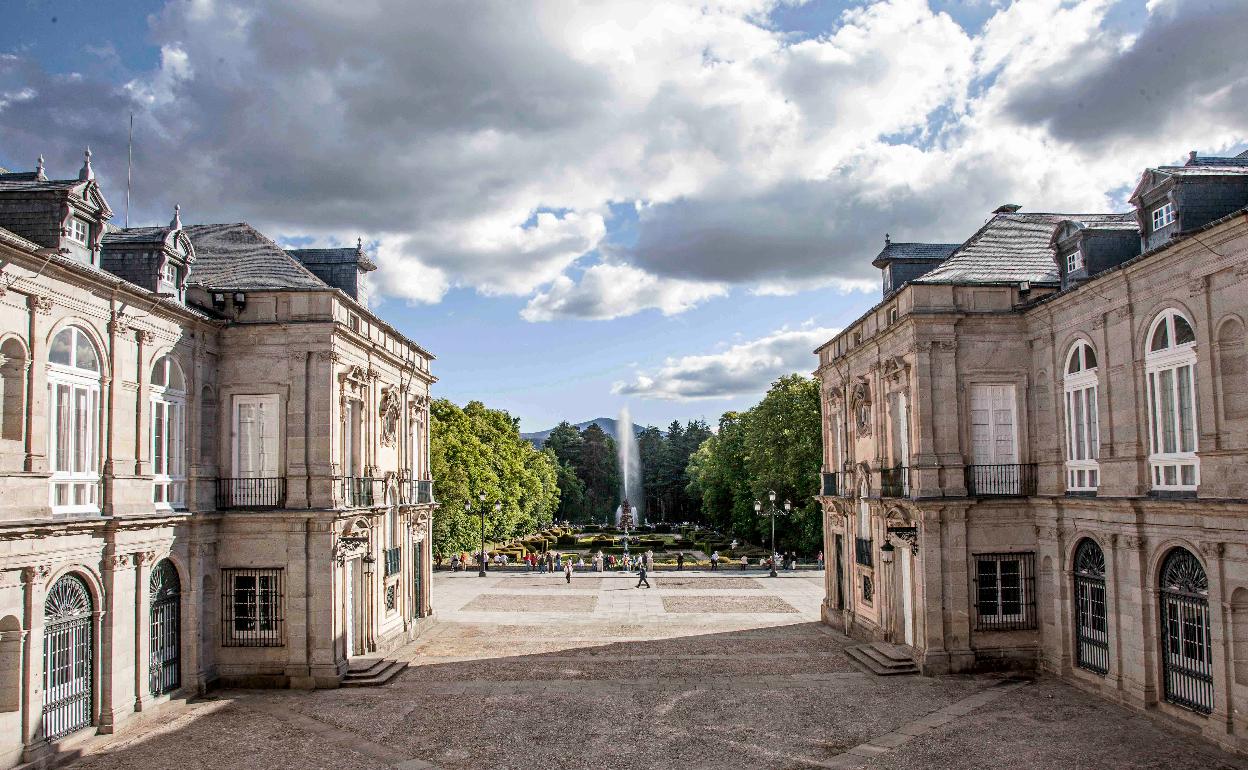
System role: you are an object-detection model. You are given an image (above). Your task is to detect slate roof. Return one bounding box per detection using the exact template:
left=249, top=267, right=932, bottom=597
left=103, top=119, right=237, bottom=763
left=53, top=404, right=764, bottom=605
left=0, top=172, right=84, bottom=192
left=182, top=223, right=328, bottom=291
left=101, top=226, right=171, bottom=245
left=913, top=212, right=1134, bottom=286
left=286, top=246, right=377, bottom=272
left=870, top=241, right=959, bottom=268
left=1187, top=149, right=1248, bottom=167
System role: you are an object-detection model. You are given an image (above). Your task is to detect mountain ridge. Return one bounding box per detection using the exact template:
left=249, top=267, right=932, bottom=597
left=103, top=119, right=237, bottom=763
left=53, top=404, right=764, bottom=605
left=522, top=417, right=651, bottom=447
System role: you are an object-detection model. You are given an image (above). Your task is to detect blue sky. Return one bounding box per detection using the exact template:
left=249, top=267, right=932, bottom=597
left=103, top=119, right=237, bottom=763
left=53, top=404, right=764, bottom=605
left=3, top=0, right=1244, bottom=432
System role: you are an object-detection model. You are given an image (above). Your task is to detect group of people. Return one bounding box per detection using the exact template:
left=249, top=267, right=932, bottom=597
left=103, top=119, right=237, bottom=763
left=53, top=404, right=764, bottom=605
left=438, top=547, right=826, bottom=574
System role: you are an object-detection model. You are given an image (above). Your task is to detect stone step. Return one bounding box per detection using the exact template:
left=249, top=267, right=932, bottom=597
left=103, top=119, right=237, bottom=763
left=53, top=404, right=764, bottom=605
left=343, top=659, right=407, bottom=687
left=869, top=642, right=916, bottom=664
left=346, top=657, right=388, bottom=676
left=858, top=643, right=919, bottom=671
left=845, top=645, right=919, bottom=676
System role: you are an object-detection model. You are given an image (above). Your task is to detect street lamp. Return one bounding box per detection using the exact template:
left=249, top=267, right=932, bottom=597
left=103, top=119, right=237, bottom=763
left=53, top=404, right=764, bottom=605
left=465, top=492, right=496, bottom=578
left=880, top=540, right=896, bottom=564
left=754, top=491, right=791, bottom=578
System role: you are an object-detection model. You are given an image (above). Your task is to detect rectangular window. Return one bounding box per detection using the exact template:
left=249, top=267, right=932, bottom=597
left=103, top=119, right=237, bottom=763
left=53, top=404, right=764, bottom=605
left=221, top=568, right=284, bottom=646
left=1064, top=383, right=1099, bottom=492
left=1152, top=202, right=1176, bottom=231
left=48, top=378, right=100, bottom=514
left=66, top=218, right=89, bottom=244
left=974, top=552, right=1036, bottom=631
left=1066, top=249, right=1083, bottom=274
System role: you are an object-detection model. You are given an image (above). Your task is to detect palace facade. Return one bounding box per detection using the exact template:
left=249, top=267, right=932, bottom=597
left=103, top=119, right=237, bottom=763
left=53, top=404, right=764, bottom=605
left=0, top=151, right=437, bottom=768
left=815, top=149, right=1248, bottom=751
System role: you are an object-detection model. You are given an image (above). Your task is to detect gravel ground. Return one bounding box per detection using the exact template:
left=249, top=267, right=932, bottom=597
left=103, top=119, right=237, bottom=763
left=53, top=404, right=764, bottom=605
left=62, top=571, right=1248, bottom=770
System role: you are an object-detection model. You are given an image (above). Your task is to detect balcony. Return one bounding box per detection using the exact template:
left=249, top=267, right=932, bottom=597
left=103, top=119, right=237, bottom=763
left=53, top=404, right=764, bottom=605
left=340, top=476, right=377, bottom=508
left=384, top=546, right=401, bottom=578
left=216, top=477, right=286, bottom=510
left=880, top=465, right=909, bottom=498
left=855, top=536, right=873, bottom=567
left=965, top=464, right=1037, bottom=497
left=820, top=472, right=838, bottom=497
left=400, top=479, right=435, bottom=505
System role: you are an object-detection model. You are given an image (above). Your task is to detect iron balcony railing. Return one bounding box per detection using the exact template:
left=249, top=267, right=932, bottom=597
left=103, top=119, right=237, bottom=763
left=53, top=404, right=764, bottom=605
left=837, top=471, right=854, bottom=498
left=965, top=464, right=1037, bottom=497
left=400, top=479, right=436, bottom=505
left=384, top=546, right=401, bottom=578
left=216, top=477, right=286, bottom=510
left=340, top=476, right=377, bottom=508
left=880, top=465, right=909, bottom=498
left=855, top=536, right=873, bottom=567
left=820, top=472, right=838, bottom=497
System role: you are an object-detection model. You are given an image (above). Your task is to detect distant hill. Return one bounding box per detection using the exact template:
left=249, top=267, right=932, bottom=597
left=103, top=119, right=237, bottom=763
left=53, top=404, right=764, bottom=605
left=522, top=417, right=652, bottom=447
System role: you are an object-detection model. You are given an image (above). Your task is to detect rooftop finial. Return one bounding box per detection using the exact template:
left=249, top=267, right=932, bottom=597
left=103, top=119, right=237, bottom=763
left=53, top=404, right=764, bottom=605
left=36, top=154, right=46, bottom=180
left=169, top=203, right=182, bottom=230
left=885, top=232, right=891, bottom=245
left=1188, top=150, right=1198, bottom=165
left=357, top=236, right=364, bottom=252
left=78, top=147, right=94, bottom=181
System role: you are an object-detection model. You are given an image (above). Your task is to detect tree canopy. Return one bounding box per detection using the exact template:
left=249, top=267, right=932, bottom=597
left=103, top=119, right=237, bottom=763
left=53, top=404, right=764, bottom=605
left=685, top=374, right=822, bottom=553
left=430, top=399, right=559, bottom=557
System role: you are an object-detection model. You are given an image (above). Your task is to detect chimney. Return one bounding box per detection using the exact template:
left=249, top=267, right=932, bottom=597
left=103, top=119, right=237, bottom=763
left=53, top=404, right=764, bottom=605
left=1188, top=150, right=1198, bottom=165
left=993, top=204, right=1022, bottom=214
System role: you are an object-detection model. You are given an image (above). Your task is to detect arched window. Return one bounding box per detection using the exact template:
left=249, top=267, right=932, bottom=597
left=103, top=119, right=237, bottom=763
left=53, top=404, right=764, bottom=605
left=149, top=559, right=181, bottom=695
left=48, top=326, right=101, bottom=513
left=1159, top=547, right=1213, bottom=713
left=1145, top=311, right=1199, bottom=491
left=1073, top=538, right=1108, bottom=674
left=43, top=573, right=94, bottom=738
left=0, top=338, right=27, bottom=442
left=1064, top=342, right=1100, bottom=492
left=150, top=356, right=187, bottom=508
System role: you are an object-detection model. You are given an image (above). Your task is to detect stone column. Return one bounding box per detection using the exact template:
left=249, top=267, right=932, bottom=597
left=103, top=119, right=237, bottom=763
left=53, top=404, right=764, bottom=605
left=17, top=566, right=48, bottom=763
left=1118, top=533, right=1153, bottom=708
left=97, top=551, right=137, bottom=733
left=133, top=552, right=155, bottom=712
left=24, top=296, right=52, bottom=474
left=1203, top=541, right=1233, bottom=732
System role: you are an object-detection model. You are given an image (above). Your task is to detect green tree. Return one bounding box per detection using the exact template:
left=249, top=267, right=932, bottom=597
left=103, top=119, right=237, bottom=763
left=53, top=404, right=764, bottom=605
left=430, top=399, right=560, bottom=557
left=578, top=423, right=620, bottom=524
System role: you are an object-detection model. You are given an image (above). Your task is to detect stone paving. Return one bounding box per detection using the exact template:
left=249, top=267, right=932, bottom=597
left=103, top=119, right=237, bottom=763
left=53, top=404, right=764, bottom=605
left=63, top=569, right=1248, bottom=770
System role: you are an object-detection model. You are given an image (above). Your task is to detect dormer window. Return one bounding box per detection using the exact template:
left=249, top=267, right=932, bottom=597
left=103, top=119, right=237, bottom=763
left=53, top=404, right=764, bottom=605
left=882, top=266, right=892, bottom=294
left=67, top=217, right=89, bottom=245
left=1152, top=202, right=1176, bottom=231
left=157, top=261, right=182, bottom=296
left=1066, top=249, right=1084, bottom=274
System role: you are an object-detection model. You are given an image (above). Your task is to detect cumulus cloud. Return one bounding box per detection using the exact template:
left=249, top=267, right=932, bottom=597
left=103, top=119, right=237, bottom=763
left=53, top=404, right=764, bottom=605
left=521, top=263, right=727, bottom=321
left=1, top=0, right=1244, bottom=319
left=612, top=325, right=838, bottom=400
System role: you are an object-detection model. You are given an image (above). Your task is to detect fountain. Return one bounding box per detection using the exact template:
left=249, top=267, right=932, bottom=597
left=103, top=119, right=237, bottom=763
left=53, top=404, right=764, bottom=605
left=616, top=405, right=643, bottom=526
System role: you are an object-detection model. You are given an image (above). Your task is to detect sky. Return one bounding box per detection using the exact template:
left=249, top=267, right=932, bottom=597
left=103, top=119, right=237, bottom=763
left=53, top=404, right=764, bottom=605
left=2, top=0, right=1246, bottom=432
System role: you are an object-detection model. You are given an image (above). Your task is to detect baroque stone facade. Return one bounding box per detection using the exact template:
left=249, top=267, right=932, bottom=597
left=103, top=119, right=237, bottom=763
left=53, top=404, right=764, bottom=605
left=0, top=154, right=437, bottom=768
left=815, top=150, right=1248, bottom=753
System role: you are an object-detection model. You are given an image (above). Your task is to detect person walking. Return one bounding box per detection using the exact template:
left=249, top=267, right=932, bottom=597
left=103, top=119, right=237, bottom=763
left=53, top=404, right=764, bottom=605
left=636, top=562, right=651, bottom=589
left=817, top=550, right=825, bottom=570
left=676, top=552, right=685, bottom=571
left=740, top=554, right=749, bottom=571
left=710, top=550, right=720, bottom=571
left=564, top=559, right=573, bottom=584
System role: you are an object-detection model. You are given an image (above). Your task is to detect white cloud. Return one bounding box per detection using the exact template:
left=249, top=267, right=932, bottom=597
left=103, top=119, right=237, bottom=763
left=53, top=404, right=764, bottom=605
left=1, top=0, right=1244, bottom=321
left=521, top=263, right=727, bottom=321
left=612, top=324, right=838, bottom=400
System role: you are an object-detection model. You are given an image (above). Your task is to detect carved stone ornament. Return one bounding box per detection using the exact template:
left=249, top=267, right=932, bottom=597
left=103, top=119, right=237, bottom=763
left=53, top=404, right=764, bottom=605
left=379, top=387, right=401, bottom=447
left=30, top=295, right=53, bottom=315
left=851, top=380, right=872, bottom=437
left=317, top=350, right=341, bottom=363
left=21, top=564, right=52, bottom=583
left=340, top=365, right=369, bottom=400
left=109, top=312, right=134, bottom=335
left=825, top=385, right=843, bottom=404
left=1198, top=541, right=1225, bottom=559
left=334, top=519, right=371, bottom=565
left=137, top=329, right=157, bottom=346
left=108, top=553, right=133, bottom=571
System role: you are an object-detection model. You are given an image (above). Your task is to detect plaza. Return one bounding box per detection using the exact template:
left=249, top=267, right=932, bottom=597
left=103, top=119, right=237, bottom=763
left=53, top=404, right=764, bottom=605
left=53, top=570, right=1247, bottom=770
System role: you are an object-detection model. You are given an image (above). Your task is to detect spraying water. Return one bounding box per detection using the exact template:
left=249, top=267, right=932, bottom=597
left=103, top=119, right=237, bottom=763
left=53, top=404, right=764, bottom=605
left=617, top=405, right=643, bottom=526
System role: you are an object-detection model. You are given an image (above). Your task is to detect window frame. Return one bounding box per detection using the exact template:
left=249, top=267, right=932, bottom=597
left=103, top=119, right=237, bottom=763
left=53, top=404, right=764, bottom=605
left=1145, top=310, right=1199, bottom=491
left=47, top=326, right=102, bottom=515
left=66, top=217, right=90, bottom=245
left=1066, top=249, right=1084, bottom=274
left=1063, top=342, right=1100, bottom=492
left=974, top=552, right=1037, bottom=631
left=1152, top=201, right=1176, bottom=231
left=221, top=568, right=284, bottom=647
left=150, top=355, right=187, bottom=509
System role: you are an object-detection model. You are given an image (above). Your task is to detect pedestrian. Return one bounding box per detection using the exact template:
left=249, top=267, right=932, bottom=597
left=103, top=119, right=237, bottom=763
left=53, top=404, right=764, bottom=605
left=740, top=555, right=749, bottom=571
left=710, top=550, right=720, bottom=571
left=636, top=562, right=651, bottom=589
left=676, top=552, right=685, bottom=571
left=817, top=551, right=825, bottom=570
left=564, top=559, right=573, bottom=584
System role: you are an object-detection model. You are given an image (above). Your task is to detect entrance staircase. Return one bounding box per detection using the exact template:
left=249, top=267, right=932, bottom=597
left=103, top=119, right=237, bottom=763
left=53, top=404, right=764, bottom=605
left=342, top=657, right=407, bottom=687
left=845, top=642, right=919, bottom=676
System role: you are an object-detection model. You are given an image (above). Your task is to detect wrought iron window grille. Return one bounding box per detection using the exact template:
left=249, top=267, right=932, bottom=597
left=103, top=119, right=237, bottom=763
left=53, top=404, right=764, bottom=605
left=973, top=552, right=1037, bottom=631
left=221, top=568, right=284, bottom=647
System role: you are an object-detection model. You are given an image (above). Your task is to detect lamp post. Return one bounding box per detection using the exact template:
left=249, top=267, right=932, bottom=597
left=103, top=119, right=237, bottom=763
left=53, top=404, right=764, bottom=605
left=754, top=491, right=791, bottom=578
left=465, top=492, right=500, bottom=578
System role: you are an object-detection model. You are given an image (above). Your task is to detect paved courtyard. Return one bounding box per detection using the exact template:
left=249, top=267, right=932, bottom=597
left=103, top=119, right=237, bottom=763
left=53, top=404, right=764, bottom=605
left=65, top=570, right=1247, bottom=770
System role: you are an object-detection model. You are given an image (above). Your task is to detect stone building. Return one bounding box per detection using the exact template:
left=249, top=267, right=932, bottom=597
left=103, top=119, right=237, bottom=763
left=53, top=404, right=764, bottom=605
left=0, top=151, right=437, bottom=768
left=815, top=149, right=1248, bottom=752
